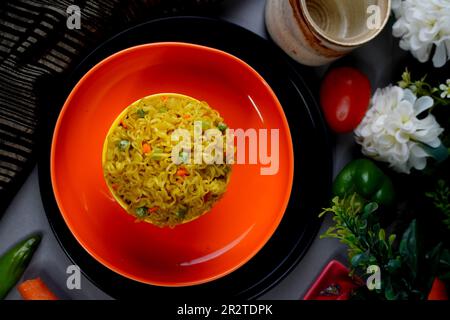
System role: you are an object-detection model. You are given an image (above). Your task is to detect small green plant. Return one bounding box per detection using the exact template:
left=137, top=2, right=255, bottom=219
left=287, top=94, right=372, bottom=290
left=320, top=195, right=443, bottom=300
left=398, top=69, right=450, bottom=109
left=319, top=195, right=397, bottom=266
left=426, top=180, right=450, bottom=230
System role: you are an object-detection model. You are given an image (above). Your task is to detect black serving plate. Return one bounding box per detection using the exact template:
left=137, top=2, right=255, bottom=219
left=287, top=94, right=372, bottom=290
left=37, top=16, right=332, bottom=299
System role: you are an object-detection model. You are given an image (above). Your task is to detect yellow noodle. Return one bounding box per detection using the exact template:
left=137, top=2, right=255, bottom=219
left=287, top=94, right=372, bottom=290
left=103, top=94, right=231, bottom=227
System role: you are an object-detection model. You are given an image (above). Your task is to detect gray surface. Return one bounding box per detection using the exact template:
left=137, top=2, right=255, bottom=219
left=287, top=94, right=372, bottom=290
left=0, top=0, right=402, bottom=300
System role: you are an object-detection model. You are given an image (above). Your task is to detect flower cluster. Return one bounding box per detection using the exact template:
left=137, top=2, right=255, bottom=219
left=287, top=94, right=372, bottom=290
left=392, top=0, right=450, bottom=68
left=440, top=80, right=450, bottom=99
left=355, top=86, right=444, bottom=174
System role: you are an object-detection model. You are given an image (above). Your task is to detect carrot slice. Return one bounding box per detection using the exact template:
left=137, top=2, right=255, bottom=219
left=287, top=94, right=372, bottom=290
left=18, top=278, right=58, bottom=300
left=183, top=114, right=191, bottom=119
left=148, top=206, right=159, bottom=213
left=142, top=143, right=151, bottom=154
left=111, top=183, right=119, bottom=190
left=120, top=119, right=127, bottom=129
left=176, top=168, right=189, bottom=177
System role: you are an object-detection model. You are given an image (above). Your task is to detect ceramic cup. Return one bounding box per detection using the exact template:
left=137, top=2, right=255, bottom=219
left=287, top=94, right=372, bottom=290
left=265, top=0, right=391, bottom=66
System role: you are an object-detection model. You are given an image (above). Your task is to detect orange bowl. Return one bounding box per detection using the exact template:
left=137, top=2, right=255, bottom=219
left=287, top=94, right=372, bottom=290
left=51, top=42, right=294, bottom=286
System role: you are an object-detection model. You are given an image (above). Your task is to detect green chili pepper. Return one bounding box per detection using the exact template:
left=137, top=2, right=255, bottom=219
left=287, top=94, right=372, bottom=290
left=0, top=234, right=41, bottom=299
left=332, top=159, right=395, bottom=206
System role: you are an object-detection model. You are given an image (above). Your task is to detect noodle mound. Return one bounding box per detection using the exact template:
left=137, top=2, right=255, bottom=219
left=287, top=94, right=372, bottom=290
left=102, top=94, right=232, bottom=227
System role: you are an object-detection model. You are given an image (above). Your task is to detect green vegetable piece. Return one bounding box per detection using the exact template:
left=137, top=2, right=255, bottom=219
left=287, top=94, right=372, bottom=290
left=118, top=140, right=130, bottom=151
left=217, top=122, right=228, bottom=132
left=332, top=159, right=395, bottom=206
left=179, top=151, right=189, bottom=164
left=135, top=207, right=148, bottom=218
left=399, top=219, right=419, bottom=279
left=137, top=108, right=146, bottom=118
left=151, top=147, right=163, bottom=160
left=201, top=121, right=211, bottom=130
left=159, top=107, right=168, bottom=113
left=175, top=208, right=188, bottom=219
left=0, top=235, right=41, bottom=299
left=386, top=258, right=401, bottom=272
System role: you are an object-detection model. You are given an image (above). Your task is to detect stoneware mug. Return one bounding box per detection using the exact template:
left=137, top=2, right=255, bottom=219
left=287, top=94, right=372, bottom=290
left=265, top=0, right=391, bottom=66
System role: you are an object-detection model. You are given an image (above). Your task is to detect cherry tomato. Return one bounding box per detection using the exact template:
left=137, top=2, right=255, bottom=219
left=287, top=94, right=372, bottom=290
left=320, top=67, right=371, bottom=133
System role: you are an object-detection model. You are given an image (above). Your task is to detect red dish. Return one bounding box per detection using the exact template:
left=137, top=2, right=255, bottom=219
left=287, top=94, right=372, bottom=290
left=303, top=260, right=363, bottom=300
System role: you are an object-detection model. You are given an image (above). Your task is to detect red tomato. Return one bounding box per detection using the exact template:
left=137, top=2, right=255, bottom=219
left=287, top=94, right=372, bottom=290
left=320, top=67, right=371, bottom=133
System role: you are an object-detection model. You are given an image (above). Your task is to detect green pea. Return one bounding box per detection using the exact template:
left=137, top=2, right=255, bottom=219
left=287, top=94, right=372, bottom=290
left=136, top=206, right=148, bottom=218
left=137, top=109, right=146, bottom=118
left=118, top=140, right=130, bottom=151
left=179, top=151, right=189, bottom=163
left=175, top=208, right=188, bottom=219
left=217, top=122, right=228, bottom=131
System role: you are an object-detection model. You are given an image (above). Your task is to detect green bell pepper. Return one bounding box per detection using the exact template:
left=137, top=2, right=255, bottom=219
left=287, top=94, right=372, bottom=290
left=333, top=159, right=395, bottom=206
left=0, top=234, right=41, bottom=299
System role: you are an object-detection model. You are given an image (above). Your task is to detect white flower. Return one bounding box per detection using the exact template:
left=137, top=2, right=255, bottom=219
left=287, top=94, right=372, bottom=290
left=391, top=0, right=402, bottom=15
left=392, top=0, right=450, bottom=68
left=439, top=79, right=450, bottom=98
left=355, top=86, right=444, bottom=174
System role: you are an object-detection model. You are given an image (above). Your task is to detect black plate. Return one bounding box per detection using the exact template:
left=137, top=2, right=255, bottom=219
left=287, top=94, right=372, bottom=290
left=37, top=16, right=332, bottom=299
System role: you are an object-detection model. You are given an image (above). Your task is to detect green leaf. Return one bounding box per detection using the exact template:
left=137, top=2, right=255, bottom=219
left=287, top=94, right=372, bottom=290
left=388, top=234, right=396, bottom=246
left=399, top=220, right=419, bottom=279
left=440, top=249, right=450, bottom=268
left=440, top=250, right=450, bottom=280
left=423, top=243, right=443, bottom=292
left=421, top=143, right=449, bottom=163
left=362, top=202, right=378, bottom=219
left=378, top=229, right=386, bottom=241
left=384, top=277, right=397, bottom=300
left=386, top=258, right=401, bottom=273
left=351, top=253, right=369, bottom=268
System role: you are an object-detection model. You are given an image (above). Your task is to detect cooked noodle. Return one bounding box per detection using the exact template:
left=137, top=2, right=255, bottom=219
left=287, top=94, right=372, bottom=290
left=102, top=94, right=232, bottom=227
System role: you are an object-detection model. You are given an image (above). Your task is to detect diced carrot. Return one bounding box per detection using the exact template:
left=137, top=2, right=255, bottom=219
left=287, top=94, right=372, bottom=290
left=176, top=168, right=189, bottom=177
left=148, top=206, right=159, bottom=213
left=18, top=278, right=58, bottom=301
left=161, top=96, right=168, bottom=102
left=142, top=143, right=151, bottom=154
left=183, top=114, right=191, bottom=119
left=120, top=119, right=127, bottom=129
left=111, top=183, right=119, bottom=190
